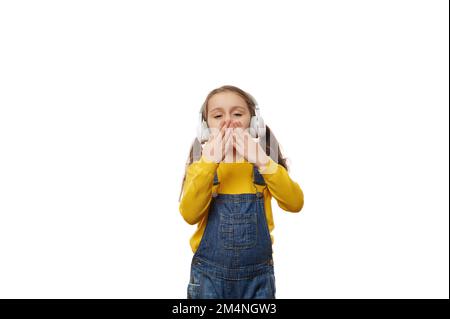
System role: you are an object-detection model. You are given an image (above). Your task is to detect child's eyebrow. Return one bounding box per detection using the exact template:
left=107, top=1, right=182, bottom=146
left=210, top=106, right=246, bottom=112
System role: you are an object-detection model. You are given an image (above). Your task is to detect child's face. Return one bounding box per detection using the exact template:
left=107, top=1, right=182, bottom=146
left=206, top=92, right=252, bottom=129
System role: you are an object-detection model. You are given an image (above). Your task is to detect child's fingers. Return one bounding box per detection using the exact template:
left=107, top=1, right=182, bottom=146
left=234, top=122, right=245, bottom=134
left=217, top=123, right=232, bottom=153
left=233, top=128, right=244, bottom=144
left=215, top=120, right=226, bottom=138
left=233, top=136, right=244, bottom=156
left=219, top=120, right=232, bottom=143
left=234, top=134, right=243, bottom=150
left=233, top=123, right=244, bottom=136
left=221, top=127, right=231, bottom=149
left=222, top=129, right=233, bottom=154
left=225, top=129, right=233, bottom=150
left=234, top=131, right=248, bottom=149
left=210, top=120, right=228, bottom=144
left=234, top=132, right=242, bottom=147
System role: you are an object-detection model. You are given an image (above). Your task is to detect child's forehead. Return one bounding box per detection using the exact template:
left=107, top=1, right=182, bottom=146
left=210, top=91, right=245, bottom=103
left=208, top=92, right=247, bottom=111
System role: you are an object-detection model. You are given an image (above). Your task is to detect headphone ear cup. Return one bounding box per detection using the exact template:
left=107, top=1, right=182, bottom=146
left=200, top=120, right=210, bottom=142
left=249, top=115, right=266, bottom=138
left=196, top=120, right=208, bottom=142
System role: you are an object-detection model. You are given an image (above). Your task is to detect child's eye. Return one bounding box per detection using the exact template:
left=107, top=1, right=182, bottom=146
left=234, top=114, right=242, bottom=117
left=214, top=115, right=222, bottom=119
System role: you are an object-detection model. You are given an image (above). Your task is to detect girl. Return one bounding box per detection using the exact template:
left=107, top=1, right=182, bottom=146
left=179, top=85, right=304, bottom=299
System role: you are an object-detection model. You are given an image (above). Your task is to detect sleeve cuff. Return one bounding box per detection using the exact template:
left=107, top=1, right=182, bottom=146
left=258, top=157, right=279, bottom=175
left=198, top=155, right=220, bottom=167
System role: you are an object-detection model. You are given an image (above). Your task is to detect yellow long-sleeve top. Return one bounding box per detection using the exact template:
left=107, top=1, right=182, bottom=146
left=179, top=155, right=304, bottom=253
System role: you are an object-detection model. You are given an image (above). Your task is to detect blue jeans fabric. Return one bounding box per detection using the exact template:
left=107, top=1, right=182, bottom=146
left=187, top=165, right=276, bottom=299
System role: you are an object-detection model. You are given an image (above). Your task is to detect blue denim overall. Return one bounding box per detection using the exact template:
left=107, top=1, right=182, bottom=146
left=187, top=165, right=276, bottom=299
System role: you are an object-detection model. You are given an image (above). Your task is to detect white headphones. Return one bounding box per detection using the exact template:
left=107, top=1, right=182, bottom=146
left=196, top=94, right=266, bottom=143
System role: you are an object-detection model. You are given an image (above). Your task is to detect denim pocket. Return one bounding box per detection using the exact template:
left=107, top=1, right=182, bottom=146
left=220, top=212, right=257, bottom=249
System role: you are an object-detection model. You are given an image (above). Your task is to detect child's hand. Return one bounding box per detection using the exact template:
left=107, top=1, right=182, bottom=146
left=202, top=120, right=233, bottom=163
left=232, top=122, right=270, bottom=169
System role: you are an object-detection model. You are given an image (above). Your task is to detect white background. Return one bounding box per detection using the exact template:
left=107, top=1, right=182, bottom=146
left=0, top=0, right=448, bottom=298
